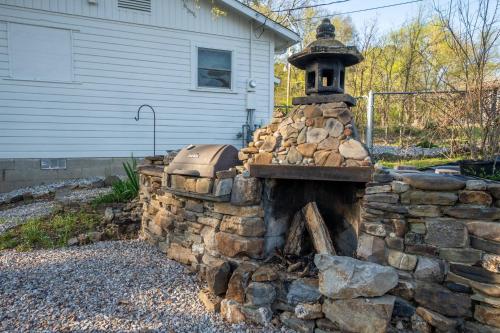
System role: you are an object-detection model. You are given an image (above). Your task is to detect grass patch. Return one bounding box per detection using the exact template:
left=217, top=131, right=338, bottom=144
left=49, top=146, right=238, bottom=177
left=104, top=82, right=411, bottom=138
left=378, top=156, right=463, bottom=169
left=0, top=210, right=100, bottom=251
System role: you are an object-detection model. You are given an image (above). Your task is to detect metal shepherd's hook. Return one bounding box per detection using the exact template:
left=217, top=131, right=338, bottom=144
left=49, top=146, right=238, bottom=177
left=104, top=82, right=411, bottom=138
left=135, top=104, right=156, bottom=156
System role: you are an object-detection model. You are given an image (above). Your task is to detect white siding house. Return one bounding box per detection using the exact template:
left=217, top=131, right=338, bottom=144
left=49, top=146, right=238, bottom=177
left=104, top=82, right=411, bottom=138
left=0, top=0, right=299, bottom=191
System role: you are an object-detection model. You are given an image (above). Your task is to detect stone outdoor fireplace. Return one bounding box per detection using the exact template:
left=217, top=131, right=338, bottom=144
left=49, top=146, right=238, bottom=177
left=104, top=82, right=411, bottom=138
left=137, top=19, right=500, bottom=333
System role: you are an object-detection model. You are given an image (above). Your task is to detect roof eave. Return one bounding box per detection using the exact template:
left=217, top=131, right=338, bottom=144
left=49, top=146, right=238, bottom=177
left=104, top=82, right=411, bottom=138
left=218, top=0, right=300, bottom=48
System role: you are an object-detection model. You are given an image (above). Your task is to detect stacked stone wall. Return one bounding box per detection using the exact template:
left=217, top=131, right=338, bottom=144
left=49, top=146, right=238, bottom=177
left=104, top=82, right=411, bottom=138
left=238, top=103, right=371, bottom=168
left=359, top=169, right=500, bottom=332
left=139, top=158, right=500, bottom=332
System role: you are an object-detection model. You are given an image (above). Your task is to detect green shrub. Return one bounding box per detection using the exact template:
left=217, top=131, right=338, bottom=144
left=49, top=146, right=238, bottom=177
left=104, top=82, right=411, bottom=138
left=92, top=158, right=139, bottom=205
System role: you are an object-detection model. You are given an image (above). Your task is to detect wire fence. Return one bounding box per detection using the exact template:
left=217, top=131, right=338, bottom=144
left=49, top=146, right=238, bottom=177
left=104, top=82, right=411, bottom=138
left=275, top=86, right=500, bottom=160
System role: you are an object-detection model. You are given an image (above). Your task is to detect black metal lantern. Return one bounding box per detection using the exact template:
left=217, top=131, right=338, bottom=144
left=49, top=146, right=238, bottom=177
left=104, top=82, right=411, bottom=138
left=289, top=19, right=363, bottom=105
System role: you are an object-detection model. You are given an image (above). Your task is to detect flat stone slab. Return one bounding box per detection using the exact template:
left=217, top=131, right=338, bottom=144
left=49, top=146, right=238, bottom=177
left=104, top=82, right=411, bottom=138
left=292, top=94, right=356, bottom=106
left=466, top=221, right=500, bottom=242
left=414, top=281, right=471, bottom=317
left=450, top=264, right=500, bottom=284
left=444, top=206, right=500, bottom=220
left=400, top=173, right=465, bottom=191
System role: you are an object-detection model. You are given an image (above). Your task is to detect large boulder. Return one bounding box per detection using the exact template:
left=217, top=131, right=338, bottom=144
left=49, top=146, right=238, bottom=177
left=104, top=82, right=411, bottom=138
left=314, top=254, right=398, bottom=299
left=322, top=296, right=395, bottom=333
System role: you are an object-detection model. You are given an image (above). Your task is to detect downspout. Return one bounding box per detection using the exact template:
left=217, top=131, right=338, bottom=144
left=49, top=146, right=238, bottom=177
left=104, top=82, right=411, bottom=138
left=248, top=21, right=255, bottom=132
left=249, top=21, right=253, bottom=79
left=241, top=21, right=256, bottom=147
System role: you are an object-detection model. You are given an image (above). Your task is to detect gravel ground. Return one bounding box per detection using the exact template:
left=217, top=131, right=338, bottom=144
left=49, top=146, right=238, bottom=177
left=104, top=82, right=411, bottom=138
left=0, top=187, right=112, bottom=235
left=0, top=240, right=289, bottom=333
left=372, top=145, right=449, bottom=158
left=0, top=200, right=56, bottom=234
left=0, top=177, right=105, bottom=204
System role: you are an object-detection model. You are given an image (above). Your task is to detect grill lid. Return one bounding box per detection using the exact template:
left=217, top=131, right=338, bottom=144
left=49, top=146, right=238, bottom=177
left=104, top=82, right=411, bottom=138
left=166, top=144, right=240, bottom=178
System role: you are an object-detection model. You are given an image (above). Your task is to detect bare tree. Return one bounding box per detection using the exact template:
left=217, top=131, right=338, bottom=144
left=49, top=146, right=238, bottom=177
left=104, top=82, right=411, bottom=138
left=434, top=0, right=500, bottom=159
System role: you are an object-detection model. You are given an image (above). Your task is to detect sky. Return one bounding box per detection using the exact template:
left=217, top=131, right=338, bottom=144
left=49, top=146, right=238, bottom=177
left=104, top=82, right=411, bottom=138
left=325, top=0, right=451, bottom=34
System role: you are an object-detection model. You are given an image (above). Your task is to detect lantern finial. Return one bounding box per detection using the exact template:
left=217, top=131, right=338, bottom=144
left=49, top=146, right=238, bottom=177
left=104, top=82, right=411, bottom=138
left=316, top=18, right=335, bottom=39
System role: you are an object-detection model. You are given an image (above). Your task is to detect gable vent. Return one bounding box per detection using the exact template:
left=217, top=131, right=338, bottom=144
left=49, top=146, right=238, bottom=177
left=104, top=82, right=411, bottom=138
left=118, top=0, right=151, bottom=12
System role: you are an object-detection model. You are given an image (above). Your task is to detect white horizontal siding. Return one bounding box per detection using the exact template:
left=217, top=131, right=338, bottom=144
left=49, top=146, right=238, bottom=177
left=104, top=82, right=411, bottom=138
left=0, top=0, right=254, bottom=39
left=0, top=3, right=274, bottom=158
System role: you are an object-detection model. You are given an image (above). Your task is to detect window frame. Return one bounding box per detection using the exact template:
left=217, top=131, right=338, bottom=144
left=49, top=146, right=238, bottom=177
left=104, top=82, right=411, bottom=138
left=7, top=22, right=75, bottom=83
left=191, top=43, right=236, bottom=93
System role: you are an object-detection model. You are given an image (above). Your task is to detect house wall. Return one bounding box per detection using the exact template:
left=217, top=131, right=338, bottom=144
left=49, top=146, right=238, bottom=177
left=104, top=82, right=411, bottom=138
left=0, top=0, right=278, bottom=160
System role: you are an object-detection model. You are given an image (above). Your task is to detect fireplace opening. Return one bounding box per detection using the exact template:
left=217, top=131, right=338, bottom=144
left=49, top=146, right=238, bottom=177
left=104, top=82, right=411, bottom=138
left=264, top=179, right=365, bottom=258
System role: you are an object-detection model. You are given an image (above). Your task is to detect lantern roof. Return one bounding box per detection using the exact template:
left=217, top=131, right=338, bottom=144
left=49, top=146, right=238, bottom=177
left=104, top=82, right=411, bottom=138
left=288, top=19, right=363, bottom=69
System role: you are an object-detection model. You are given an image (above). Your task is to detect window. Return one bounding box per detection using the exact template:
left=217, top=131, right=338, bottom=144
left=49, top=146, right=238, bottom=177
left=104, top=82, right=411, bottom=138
left=197, top=48, right=232, bottom=89
left=8, top=23, right=73, bottom=82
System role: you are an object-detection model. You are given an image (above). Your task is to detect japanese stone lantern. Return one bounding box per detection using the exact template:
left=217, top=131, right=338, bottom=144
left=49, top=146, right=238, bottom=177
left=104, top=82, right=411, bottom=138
left=289, top=18, right=363, bottom=106
left=239, top=18, right=371, bottom=171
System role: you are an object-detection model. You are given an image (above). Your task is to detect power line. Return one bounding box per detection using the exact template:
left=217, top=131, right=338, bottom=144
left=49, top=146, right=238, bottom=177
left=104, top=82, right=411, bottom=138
left=293, top=0, right=424, bottom=21
left=271, top=0, right=350, bottom=13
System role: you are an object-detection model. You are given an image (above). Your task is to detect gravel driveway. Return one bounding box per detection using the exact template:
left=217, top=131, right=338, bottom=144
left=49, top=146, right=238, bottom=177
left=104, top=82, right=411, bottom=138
left=0, top=187, right=112, bottom=235
left=0, top=240, right=288, bottom=332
